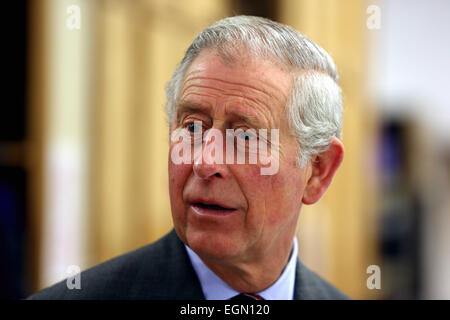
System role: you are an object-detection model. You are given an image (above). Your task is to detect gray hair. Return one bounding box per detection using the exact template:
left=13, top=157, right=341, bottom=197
left=165, top=15, right=342, bottom=167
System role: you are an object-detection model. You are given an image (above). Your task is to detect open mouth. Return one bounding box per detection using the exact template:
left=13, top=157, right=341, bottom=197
left=191, top=202, right=236, bottom=216
left=194, top=203, right=233, bottom=210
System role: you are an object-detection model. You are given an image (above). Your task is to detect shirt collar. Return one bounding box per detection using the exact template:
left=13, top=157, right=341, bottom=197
left=185, top=237, right=298, bottom=300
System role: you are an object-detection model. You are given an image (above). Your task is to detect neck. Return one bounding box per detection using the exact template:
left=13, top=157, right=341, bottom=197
left=200, top=237, right=295, bottom=293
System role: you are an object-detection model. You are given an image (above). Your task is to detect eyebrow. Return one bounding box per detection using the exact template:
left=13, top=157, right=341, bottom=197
left=176, top=102, right=210, bottom=120
left=227, top=108, right=267, bottom=129
left=177, top=100, right=268, bottom=129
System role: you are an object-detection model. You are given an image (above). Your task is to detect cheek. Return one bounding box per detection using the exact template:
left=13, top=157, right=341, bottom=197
left=238, top=163, right=305, bottom=227
left=168, top=160, right=193, bottom=243
left=233, top=166, right=277, bottom=224
left=168, top=157, right=191, bottom=211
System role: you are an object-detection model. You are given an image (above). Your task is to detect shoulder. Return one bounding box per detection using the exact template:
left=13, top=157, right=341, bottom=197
left=294, top=259, right=350, bottom=300
left=27, top=230, right=204, bottom=300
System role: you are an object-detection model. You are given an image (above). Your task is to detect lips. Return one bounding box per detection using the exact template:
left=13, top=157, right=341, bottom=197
left=189, top=199, right=237, bottom=216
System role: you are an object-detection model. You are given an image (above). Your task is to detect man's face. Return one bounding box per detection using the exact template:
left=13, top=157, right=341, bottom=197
left=168, top=49, right=310, bottom=264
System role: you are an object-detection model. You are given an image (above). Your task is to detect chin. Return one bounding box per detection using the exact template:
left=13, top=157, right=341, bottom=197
left=184, top=227, right=243, bottom=262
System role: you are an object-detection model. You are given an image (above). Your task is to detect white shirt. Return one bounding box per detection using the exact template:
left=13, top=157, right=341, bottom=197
left=185, top=237, right=298, bottom=300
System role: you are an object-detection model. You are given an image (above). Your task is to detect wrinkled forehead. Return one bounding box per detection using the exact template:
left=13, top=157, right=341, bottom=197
left=175, top=49, right=292, bottom=126
left=180, top=48, right=292, bottom=103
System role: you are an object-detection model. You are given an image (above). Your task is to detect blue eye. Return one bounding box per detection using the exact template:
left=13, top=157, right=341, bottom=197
left=237, top=130, right=257, bottom=141
left=187, top=122, right=202, bottom=133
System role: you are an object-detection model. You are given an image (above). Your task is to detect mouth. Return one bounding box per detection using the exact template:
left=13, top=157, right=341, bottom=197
left=190, top=202, right=237, bottom=216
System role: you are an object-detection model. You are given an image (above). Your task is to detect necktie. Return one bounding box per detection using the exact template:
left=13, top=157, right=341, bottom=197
left=229, top=293, right=264, bottom=300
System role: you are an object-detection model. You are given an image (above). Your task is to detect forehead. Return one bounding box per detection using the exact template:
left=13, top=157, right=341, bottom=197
left=178, top=50, right=292, bottom=120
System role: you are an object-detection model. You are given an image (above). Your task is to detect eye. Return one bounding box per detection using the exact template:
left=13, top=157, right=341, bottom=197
left=236, top=129, right=257, bottom=141
left=186, top=121, right=203, bottom=133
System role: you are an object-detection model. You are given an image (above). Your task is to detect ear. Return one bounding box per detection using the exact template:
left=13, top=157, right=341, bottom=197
left=302, top=137, right=344, bottom=205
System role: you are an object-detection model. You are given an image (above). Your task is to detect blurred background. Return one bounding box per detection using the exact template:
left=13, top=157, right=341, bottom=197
left=1, top=0, right=449, bottom=299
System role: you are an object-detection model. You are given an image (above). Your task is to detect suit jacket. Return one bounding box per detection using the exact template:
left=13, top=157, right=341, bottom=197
left=28, top=229, right=348, bottom=300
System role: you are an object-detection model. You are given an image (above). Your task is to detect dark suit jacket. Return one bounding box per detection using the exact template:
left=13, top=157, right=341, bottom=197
left=28, top=229, right=348, bottom=299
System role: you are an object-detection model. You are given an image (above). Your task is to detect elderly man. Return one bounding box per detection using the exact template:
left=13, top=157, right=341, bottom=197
left=29, top=16, right=346, bottom=300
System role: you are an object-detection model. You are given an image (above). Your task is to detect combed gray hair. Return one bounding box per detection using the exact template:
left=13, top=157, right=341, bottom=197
left=165, top=15, right=342, bottom=168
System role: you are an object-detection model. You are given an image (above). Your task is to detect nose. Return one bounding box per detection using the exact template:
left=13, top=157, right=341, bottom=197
left=193, top=131, right=228, bottom=180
